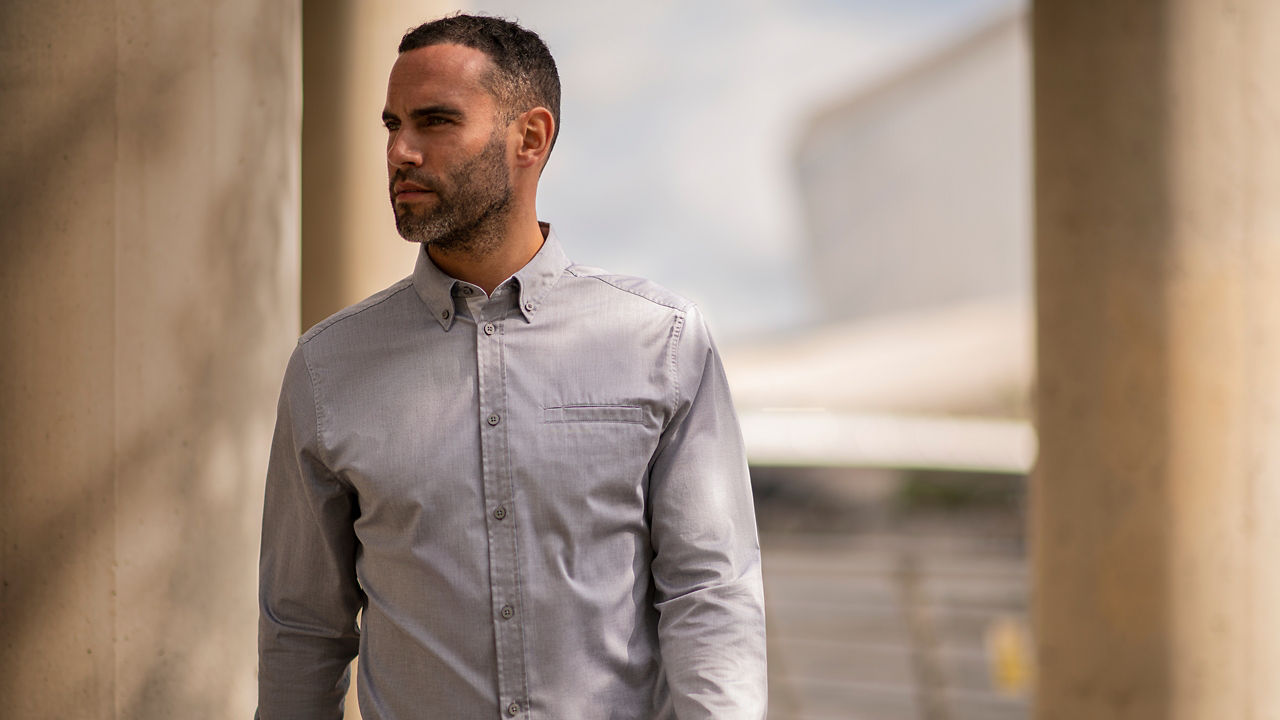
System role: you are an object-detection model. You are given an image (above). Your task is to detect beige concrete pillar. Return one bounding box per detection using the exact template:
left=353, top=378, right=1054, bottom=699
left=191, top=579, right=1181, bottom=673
left=301, top=0, right=451, bottom=330
left=1033, top=1, right=1280, bottom=718
left=0, top=2, right=300, bottom=718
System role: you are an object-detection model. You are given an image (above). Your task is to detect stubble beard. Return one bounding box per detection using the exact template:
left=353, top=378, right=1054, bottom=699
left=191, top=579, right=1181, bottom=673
left=392, top=130, right=513, bottom=259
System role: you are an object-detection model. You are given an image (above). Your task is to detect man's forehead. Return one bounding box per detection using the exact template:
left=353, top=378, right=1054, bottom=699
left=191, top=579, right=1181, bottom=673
left=386, top=43, right=496, bottom=102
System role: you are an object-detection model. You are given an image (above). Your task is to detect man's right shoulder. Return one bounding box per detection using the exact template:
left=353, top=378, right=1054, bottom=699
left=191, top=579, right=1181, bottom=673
left=299, top=276, right=417, bottom=347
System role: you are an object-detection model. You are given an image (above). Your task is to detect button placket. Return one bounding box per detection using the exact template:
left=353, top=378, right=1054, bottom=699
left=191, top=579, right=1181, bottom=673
left=474, top=296, right=528, bottom=717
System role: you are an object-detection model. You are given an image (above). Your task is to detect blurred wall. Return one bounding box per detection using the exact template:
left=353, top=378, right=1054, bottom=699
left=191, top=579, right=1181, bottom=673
left=301, top=0, right=451, bottom=331
left=796, top=10, right=1030, bottom=324
left=0, top=2, right=301, bottom=717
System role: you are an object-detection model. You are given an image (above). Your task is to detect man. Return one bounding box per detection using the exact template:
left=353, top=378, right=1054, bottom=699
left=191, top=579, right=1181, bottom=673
left=257, top=14, right=766, bottom=720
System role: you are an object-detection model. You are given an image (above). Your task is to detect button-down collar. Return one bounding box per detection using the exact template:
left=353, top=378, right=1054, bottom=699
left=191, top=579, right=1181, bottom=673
left=412, top=223, right=571, bottom=329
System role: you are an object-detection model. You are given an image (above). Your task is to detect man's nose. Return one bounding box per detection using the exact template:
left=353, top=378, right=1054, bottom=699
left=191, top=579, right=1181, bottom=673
left=387, top=131, right=423, bottom=168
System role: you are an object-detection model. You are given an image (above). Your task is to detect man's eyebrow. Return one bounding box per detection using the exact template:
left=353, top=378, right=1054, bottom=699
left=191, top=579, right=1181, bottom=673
left=409, top=105, right=465, bottom=120
left=381, top=106, right=464, bottom=124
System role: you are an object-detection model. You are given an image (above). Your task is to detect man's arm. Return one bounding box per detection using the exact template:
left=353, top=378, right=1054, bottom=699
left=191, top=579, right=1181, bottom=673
left=257, top=343, right=362, bottom=720
left=648, top=305, right=768, bottom=719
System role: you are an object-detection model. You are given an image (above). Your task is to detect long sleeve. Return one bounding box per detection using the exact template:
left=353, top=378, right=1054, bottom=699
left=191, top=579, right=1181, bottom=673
left=648, top=306, right=768, bottom=719
left=257, top=343, right=363, bottom=720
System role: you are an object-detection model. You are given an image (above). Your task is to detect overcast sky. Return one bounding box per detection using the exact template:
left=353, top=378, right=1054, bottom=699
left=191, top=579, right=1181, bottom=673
left=459, top=0, right=1023, bottom=339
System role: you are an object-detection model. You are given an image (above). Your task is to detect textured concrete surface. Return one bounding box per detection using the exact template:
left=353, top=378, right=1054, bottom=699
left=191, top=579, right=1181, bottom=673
left=0, top=2, right=301, bottom=717
left=1034, top=1, right=1280, bottom=718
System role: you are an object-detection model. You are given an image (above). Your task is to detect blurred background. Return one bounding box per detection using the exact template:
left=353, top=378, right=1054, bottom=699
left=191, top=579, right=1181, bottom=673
left=4, top=1, right=1279, bottom=719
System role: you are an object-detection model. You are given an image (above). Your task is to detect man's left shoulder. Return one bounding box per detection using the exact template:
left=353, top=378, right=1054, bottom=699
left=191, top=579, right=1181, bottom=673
left=563, top=263, right=695, bottom=315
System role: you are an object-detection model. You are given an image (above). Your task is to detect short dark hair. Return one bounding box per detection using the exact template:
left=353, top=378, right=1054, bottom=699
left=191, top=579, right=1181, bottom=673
left=399, top=14, right=561, bottom=154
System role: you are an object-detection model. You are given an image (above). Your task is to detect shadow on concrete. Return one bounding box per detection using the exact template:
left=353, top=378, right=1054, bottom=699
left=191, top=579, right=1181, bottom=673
left=1032, top=2, right=1173, bottom=718
left=1, top=3, right=299, bottom=717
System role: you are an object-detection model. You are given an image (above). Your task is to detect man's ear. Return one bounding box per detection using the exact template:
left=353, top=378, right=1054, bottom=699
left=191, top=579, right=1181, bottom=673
left=513, top=107, right=555, bottom=170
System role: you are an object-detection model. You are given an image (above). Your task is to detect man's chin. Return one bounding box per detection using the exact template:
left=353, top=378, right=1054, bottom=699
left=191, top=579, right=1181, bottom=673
left=395, top=214, right=439, bottom=244
left=394, top=224, right=430, bottom=244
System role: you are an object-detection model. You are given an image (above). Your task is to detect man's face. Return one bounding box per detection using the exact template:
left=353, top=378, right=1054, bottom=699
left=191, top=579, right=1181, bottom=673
left=384, top=44, right=513, bottom=251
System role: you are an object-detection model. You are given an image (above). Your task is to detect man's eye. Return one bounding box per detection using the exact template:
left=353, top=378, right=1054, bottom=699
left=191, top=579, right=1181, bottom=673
left=384, top=122, right=400, bottom=132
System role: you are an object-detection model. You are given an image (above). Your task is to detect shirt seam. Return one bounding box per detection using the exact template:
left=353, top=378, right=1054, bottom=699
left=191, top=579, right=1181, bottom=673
left=668, top=311, right=687, bottom=411
left=300, top=281, right=415, bottom=344
left=297, top=340, right=336, bottom=473
left=565, top=268, right=691, bottom=312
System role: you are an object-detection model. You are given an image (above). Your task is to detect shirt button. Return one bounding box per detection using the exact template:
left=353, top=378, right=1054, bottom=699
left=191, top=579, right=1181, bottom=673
left=507, top=702, right=520, bottom=716
left=440, top=309, right=450, bottom=320
left=461, top=287, right=472, bottom=295
left=493, top=506, right=507, bottom=520
left=500, top=605, right=515, bottom=619
left=487, top=413, right=501, bottom=426
left=523, top=301, right=534, bottom=312
left=483, top=322, right=496, bottom=335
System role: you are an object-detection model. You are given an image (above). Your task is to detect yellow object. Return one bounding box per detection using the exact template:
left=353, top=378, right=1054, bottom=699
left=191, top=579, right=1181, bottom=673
left=985, top=615, right=1033, bottom=696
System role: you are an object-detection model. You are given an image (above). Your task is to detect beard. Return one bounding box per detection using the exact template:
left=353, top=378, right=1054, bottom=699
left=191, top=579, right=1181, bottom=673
left=391, top=130, right=513, bottom=257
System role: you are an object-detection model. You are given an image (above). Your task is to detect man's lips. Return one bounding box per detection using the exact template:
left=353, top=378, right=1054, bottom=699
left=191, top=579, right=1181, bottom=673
left=393, top=182, right=434, bottom=201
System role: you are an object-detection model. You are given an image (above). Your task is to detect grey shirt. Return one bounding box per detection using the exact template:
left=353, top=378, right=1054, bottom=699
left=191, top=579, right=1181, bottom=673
left=257, top=229, right=767, bottom=719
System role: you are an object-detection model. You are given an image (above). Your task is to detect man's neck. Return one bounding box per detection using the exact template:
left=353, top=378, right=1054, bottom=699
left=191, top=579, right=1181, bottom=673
left=426, top=219, right=547, bottom=295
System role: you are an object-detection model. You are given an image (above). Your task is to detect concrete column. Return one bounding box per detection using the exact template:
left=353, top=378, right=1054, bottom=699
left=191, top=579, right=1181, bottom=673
left=1034, top=2, right=1280, bottom=718
left=0, top=2, right=301, bottom=718
left=301, top=0, right=450, bottom=330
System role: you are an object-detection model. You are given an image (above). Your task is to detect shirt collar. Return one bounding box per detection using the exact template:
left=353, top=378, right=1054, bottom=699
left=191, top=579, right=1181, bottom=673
left=412, top=222, right=571, bottom=330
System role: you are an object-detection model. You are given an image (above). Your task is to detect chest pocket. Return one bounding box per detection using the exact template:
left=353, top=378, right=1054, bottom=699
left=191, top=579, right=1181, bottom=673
left=543, top=404, right=644, bottom=424
left=533, top=402, right=657, bottom=521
